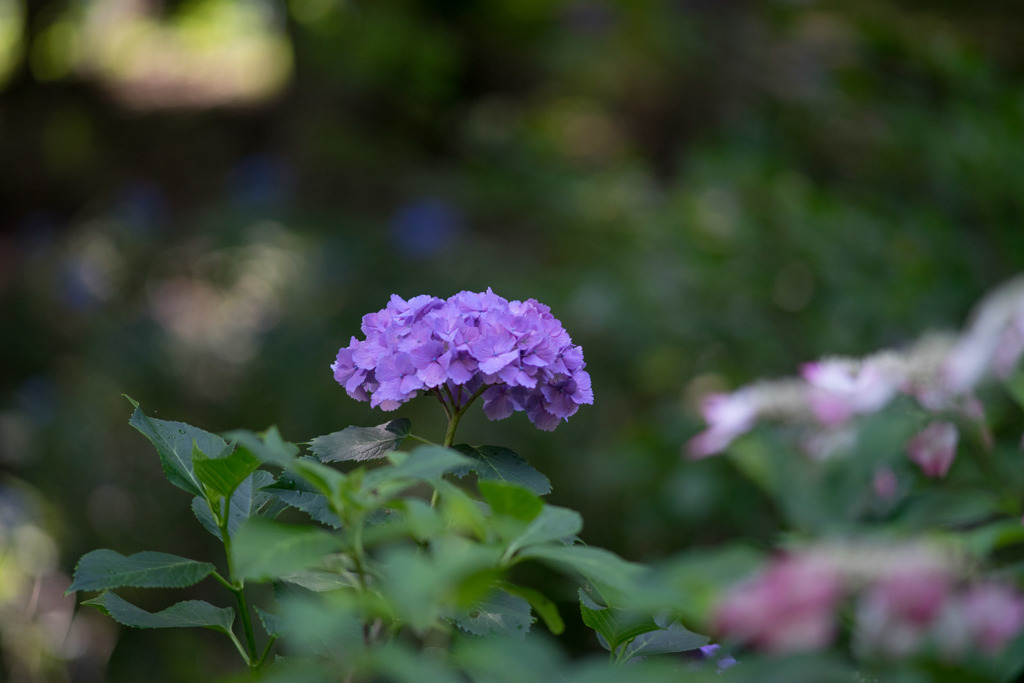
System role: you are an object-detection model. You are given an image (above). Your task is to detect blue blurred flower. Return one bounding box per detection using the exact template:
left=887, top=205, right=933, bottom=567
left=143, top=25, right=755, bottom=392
left=389, top=198, right=461, bottom=259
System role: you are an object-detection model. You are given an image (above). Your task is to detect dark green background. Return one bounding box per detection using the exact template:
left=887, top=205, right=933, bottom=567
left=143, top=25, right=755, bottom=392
left=2, top=1, right=1024, bottom=679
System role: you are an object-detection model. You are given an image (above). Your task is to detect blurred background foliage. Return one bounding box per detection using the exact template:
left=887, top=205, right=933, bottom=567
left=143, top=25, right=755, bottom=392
left=2, top=0, right=1024, bottom=679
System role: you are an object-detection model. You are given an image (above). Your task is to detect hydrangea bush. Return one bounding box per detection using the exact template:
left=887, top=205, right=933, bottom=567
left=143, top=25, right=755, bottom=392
left=67, top=285, right=1024, bottom=682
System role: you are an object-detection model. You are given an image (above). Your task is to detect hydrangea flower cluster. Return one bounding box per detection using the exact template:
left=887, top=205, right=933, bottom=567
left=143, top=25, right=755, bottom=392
left=687, top=277, right=1024, bottom=476
left=714, top=543, right=1024, bottom=658
left=331, top=290, right=593, bottom=431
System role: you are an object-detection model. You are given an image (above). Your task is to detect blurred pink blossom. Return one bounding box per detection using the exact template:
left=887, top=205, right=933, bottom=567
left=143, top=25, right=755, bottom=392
left=906, top=421, right=959, bottom=478
left=714, top=556, right=843, bottom=653
left=872, top=466, right=899, bottom=501
left=942, top=278, right=1024, bottom=393
left=856, top=572, right=952, bottom=658
left=959, top=583, right=1024, bottom=654
left=802, top=360, right=899, bottom=426
left=686, top=391, right=758, bottom=458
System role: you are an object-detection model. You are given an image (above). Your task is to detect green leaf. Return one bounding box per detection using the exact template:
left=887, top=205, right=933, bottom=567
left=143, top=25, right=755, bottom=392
left=266, top=481, right=342, bottom=528
left=192, top=470, right=278, bottom=540
left=125, top=396, right=226, bottom=496
left=453, top=444, right=551, bottom=495
left=1006, top=372, right=1024, bottom=412
left=518, top=544, right=645, bottom=595
left=68, top=550, right=216, bottom=594
left=633, top=546, right=764, bottom=624
left=255, top=606, right=284, bottom=638
left=363, top=445, right=473, bottom=490
left=506, top=505, right=583, bottom=557
left=309, top=419, right=411, bottom=463
left=380, top=538, right=503, bottom=630
left=224, top=427, right=299, bottom=467
left=620, top=618, right=709, bottom=661
left=500, top=583, right=564, bottom=635
left=579, top=588, right=659, bottom=654
left=83, top=591, right=234, bottom=635
left=192, top=443, right=261, bottom=499
left=436, top=479, right=489, bottom=540
left=479, top=481, right=543, bottom=522
left=453, top=589, right=534, bottom=637
left=231, top=518, right=343, bottom=581
left=961, top=520, right=1024, bottom=558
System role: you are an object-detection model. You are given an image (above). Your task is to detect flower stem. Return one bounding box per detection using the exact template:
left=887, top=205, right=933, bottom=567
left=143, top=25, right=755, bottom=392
left=217, top=497, right=260, bottom=667
left=443, top=385, right=487, bottom=447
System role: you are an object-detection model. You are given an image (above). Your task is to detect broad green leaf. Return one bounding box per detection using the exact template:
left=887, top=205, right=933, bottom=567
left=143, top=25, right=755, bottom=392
left=125, top=396, right=226, bottom=496
left=620, top=619, right=709, bottom=661
left=479, top=481, right=543, bottom=522
left=380, top=538, right=503, bottom=630
left=277, top=594, right=365, bottom=658
left=398, top=497, right=444, bottom=541
left=83, top=591, right=234, bottom=634
left=452, top=589, right=534, bottom=637
left=192, top=470, right=278, bottom=540
left=633, top=546, right=764, bottom=624
left=255, top=606, right=284, bottom=638
left=231, top=518, right=343, bottom=581
left=579, top=588, right=659, bottom=654
left=68, top=550, right=216, bottom=593
left=309, top=419, right=411, bottom=463
left=288, top=457, right=349, bottom=502
left=192, top=443, right=260, bottom=498
left=454, top=633, right=567, bottom=683
left=453, top=444, right=551, bottom=495
left=224, top=427, right=299, bottom=467
left=279, top=569, right=358, bottom=592
left=501, top=582, right=564, bottom=635
left=268, top=489, right=341, bottom=528
left=1006, top=372, right=1024, bottom=412
left=231, top=427, right=348, bottom=501
left=506, top=505, right=583, bottom=557
left=518, top=544, right=645, bottom=595
left=363, top=445, right=473, bottom=490
left=366, top=643, right=466, bottom=683
left=436, top=479, right=489, bottom=540
left=961, top=520, right=1024, bottom=558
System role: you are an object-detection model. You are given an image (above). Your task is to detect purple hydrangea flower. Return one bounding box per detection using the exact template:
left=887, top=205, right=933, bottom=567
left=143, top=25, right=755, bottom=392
left=331, top=289, right=592, bottom=430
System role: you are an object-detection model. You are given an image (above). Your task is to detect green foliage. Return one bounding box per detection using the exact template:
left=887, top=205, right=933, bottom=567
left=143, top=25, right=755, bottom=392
left=230, top=518, right=342, bottom=582
left=454, top=444, right=552, bottom=495
left=191, top=442, right=261, bottom=498
left=125, top=396, right=227, bottom=496
left=191, top=470, right=282, bottom=540
left=452, top=589, right=534, bottom=637
left=309, top=418, right=411, bottom=463
left=68, top=550, right=216, bottom=592
left=83, top=592, right=235, bottom=634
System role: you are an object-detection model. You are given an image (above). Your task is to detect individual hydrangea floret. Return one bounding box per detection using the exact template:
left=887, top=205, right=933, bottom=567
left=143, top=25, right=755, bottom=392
left=331, top=290, right=593, bottom=430
left=906, top=421, right=959, bottom=478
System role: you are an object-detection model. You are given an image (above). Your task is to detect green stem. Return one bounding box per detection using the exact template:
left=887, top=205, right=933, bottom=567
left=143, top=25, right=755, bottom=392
left=255, top=636, right=278, bottom=668
left=216, top=497, right=260, bottom=667
left=349, top=512, right=370, bottom=592
left=431, top=388, right=452, bottom=420
left=233, top=589, right=260, bottom=667
left=443, top=385, right=489, bottom=448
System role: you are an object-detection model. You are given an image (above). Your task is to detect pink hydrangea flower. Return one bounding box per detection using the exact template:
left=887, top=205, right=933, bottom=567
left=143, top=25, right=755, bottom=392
left=959, top=583, right=1024, bottom=653
left=714, top=556, right=843, bottom=653
left=855, top=571, right=952, bottom=658
left=906, top=421, right=959, bottom=478
left=802, top=359, right=899, bottom=426
left=686, top=391, right=757, bottom=458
